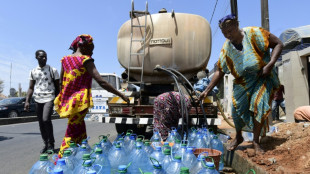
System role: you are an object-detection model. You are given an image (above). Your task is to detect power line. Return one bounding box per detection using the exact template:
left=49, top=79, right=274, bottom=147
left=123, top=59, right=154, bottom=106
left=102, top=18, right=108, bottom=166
left=212, top=1, right=230, bottom=38
left=209, top=0, right=219, bottom=24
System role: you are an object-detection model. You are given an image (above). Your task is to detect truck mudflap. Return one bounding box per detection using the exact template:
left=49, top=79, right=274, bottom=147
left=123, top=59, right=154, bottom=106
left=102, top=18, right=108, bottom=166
left=99, top=117, right=221, bottom=125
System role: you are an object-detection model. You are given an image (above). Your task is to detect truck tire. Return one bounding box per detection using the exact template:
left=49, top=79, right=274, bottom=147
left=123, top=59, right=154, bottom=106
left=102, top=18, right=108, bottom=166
left=115, top=124, right=147, bottom=135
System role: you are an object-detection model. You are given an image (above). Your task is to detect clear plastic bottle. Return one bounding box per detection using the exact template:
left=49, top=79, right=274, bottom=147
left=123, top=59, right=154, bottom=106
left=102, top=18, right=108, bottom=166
left=171, top=139, right=181, bottom=157
left=189, top=152, right=207, bottom=174
left=150, top=128, right=162, bottom=142
left=151, top=163, right=166, bottom=174
left=29, top=154, right=54, bottom=174
left=188, top=127, right=198, bottom=146
left=128, top=144, right=153, bottom=174
left=181, top=147, right=197, bottom=169
left=73, top=160, right=101, bottom=174
left=52, top=168, right=63, bottom=174
left=54, top=159, right=72, bottom=174
left=193, top=132, right=208, bottom=148
left=197, top=161, right=219, bottom=174
left=210, top=135, right=224, bottom=155
left=166, top=127, right=182, bottom=143
left=79, top=138, right=92, bottom=152
left=66, top=142, right=78, bottom=156
left=123, top=130, right=133, bottom=146
left=62, top=150, right=78, bottom=171
left=144, top=141, right=154, bottom=155
left=150, top=146, right=164, bottom=164
left=93, top=143, right=103, bottom=152
left=108, top=144, right=128, bottom=171
left=75, top=146, right=89, bottom=161
left=174, top=143, right=187, bottom=159
left=165, top=156, right=184, bottom=174
left=99, top=136, right=112, bottom=156
left=135, top=136, right=145, bottom=147
left=126, top=134, right=137, bottom=153
left=162, top=142, right=171, bottom=154
left=75, top=154, right=91, bottom=172
left=161, top=149, right=172, bottom=170
left=151, top=137, right=161, bottom=149
left=91, top=149, right=111, bottom=174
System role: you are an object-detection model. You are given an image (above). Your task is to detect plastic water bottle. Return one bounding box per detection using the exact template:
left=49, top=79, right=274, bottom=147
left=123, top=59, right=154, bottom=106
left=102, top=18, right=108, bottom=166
left=124, top=129, right=133, bottom=142
left=76, top=154, right=91, bottom=170
left=161, top=149, right=172, bottom=170
left=128, top=144, right=153, bottom=173
left=151, top=137, right=161, bottom=148
left=166, top=156, right=184, bottom=174
left=29, top=154, right=54, bottom=174
left=210, top=135, right=224, bottom=155
left=66, top=142, right=78, bottom=156
left=75, top=146, right=89, bottom=161
left=126, top=134, right=137, bottom=153
left=181, top=147, right=197, bottom=169
left=150, top=128, right=162, bottom=142
left=162, top=142, right=171, bottom=154
left=108, top=144, right=128, bottom=171
left=150, top=146, right=164, bottom=164
left=166, top=127, right=182, bottom=143
left=93, top=143, right=103, bottom=152
left=80, top=138, right=92, bottom=152
left=136, top=136, right=145, bottom=147
left=189, top=152, right=207, bottom=174
left=116, top=165, right=130, bottom=174
left=99, top=136, right=112, bottom=156
left=51, top=168, right=63, bottom=174
left=174, top=143, right=187, bottom=159
left=197, top=161, right=219, bottom=174
left=149, top=158, right=166, bottom=174
left=54, top=159, right=73, bottom=174
left=188, top=127, right=198, bottom=145
left=180, top=167, right=190, bottom=174
left=62, top=150, right=78, bottom=171
left=171, top=139, right=181, bottom=157
left=193, top=132, right=208, bottom=148
left=91, top=149, right=111, bottom=174
left=144, top=141, right=154, bottom=155
left=73, top=160, right=102, bottom=174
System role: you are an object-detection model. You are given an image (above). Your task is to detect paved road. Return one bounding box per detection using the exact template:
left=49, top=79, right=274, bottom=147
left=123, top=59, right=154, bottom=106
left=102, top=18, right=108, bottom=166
left=0, top=118, right=118, bottom=174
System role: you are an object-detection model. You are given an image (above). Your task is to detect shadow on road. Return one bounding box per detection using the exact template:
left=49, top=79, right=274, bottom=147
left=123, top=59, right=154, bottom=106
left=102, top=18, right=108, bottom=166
left=0, top=136, right=13, bottom=141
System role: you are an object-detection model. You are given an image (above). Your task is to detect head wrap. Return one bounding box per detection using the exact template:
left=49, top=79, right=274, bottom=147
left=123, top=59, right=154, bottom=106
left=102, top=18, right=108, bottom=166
left=218, top=14, right=238, bottom=29
left=69, top=34, right=93, bottom=51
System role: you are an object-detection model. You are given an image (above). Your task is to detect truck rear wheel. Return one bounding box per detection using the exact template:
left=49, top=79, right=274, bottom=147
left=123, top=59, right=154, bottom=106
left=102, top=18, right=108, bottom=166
left=115, top=124, right=147, bottom=135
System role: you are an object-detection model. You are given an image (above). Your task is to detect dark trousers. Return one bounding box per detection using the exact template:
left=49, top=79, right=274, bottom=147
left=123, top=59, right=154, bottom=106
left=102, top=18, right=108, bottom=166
left=36, top=101, right=55, bottom=145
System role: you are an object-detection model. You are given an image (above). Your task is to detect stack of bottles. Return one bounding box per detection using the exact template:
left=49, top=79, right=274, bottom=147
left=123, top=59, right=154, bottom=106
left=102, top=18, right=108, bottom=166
left=29, top=126, right=228, bottom=174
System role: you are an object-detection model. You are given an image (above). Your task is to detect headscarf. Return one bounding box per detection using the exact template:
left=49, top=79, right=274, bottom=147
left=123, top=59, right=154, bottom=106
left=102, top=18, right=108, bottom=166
left=218, top=14, right=238, bottom=29
left=69, top=34, right=93, bottom=52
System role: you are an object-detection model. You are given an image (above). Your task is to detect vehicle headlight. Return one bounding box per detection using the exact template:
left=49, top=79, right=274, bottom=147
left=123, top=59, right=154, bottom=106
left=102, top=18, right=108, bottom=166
left=0, top=107, right=8, bottom=110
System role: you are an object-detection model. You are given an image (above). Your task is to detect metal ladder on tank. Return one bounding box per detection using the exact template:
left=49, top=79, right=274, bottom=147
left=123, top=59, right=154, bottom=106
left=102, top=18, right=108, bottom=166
left=127, top=0, right=149, bottom=87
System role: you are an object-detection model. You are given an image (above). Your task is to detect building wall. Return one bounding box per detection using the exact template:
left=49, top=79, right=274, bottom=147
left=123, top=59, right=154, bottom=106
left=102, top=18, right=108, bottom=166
left=281, top=47, right=310, bottom=122
left=223, top=74, right=234, bottom=116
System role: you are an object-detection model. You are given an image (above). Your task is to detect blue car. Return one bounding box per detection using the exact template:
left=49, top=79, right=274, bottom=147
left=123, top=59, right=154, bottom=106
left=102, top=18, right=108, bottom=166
left=0, top=97, right=36, bottom=118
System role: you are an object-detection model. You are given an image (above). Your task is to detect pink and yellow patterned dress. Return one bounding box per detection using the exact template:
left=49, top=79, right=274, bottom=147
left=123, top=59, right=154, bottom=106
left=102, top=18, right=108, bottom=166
left=54, top=55, right=93, bottom=156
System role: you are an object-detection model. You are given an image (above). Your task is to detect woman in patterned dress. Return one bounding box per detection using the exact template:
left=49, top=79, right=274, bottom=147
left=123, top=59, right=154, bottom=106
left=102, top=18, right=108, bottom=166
left=199, top=14, right=283, bottom=153
left=54, top=34, right=129, bottom=156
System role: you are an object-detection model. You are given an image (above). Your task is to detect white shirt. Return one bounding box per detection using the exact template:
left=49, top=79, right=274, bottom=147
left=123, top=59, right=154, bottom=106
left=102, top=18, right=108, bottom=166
left=29, top=64, right=60, bottom=103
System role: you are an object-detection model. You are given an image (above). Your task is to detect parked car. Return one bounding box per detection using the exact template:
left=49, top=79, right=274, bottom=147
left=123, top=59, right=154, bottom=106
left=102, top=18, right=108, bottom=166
left=0, top=97, right=36, bottom=118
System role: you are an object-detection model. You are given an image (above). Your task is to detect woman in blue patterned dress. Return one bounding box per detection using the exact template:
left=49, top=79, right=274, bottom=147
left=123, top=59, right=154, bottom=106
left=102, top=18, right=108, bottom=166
left=199, top=14, right=283, bottom=153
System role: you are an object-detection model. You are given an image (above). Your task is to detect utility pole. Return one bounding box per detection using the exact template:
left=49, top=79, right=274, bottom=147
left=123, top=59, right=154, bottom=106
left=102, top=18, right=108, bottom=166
left=230, top=0, right=238, bottom=18
left=261, top=0, right=270, bottom=31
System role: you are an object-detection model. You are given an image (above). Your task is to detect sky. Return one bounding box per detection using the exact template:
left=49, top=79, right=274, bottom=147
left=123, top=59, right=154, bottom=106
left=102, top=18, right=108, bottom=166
left=0, top=0, right=309, bottom=96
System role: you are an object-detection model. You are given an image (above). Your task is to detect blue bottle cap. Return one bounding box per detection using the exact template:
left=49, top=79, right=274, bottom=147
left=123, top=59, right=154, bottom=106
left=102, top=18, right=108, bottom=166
left=164, top=142, right=169, bottom=146
left=155, top=146, right=162, bottom=151
left=186, top=147, right=193, bottom=152
left=57, top=159, right=66, bottom=165
left=118, top=165, right=127, bottom=171
left=53, top=168, right=63, bottom=174
left=136, top=144, right=142, bottom=149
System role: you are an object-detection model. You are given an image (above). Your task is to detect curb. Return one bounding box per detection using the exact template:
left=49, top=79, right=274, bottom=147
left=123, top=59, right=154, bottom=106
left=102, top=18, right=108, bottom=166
left=221, top=128, right=267, bottom=174
left=0, top=115, right=63, bottom=125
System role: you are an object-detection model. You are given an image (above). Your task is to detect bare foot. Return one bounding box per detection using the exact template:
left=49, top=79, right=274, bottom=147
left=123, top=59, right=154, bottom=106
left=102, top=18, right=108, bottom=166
left=227, top=137, right=244, bottom=151
left=253, top=142, right=264, bottom=153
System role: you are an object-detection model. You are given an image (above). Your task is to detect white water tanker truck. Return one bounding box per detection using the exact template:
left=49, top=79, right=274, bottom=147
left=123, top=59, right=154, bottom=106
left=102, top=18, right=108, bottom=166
left=99, top=1, right=221, bottom=135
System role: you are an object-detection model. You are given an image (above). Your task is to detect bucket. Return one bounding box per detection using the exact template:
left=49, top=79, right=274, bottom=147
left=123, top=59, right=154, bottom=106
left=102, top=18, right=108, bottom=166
left=194, top=148, right=222, bottom=171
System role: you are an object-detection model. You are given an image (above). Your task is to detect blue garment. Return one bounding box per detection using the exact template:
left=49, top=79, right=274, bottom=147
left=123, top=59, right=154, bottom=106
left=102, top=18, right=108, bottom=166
left=194, top=77, right=218, bottom=94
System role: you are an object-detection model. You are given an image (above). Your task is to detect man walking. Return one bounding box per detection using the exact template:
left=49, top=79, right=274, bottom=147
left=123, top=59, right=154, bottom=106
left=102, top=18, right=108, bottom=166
left=25, top=50, right=60, bottom=153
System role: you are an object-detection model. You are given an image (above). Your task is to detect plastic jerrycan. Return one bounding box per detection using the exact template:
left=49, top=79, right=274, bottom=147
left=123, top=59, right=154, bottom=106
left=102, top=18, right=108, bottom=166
left=150, top=157, right=166, bottom=174
left=54, top=158, right=72, bottom=174
left=181, top=147, right=197, bottom=169
left=91, top=148, right=111, bottom=174
left=29, top=154, right=54, bottom=174
left=197, top=157, right=219, bottom=174
left=62, top=150, right=78, bottom=171
left=161, top=149, right=172, bottom=170
left=190, top=152, right=207, bottom=174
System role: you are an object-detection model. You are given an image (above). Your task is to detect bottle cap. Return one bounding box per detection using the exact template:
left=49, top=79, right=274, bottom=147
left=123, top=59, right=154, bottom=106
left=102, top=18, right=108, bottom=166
left=82, top=154, right=91, bottom=160
left=57, top=159, right=66, bottom=165
left=69, top=142, right=77, bottom=147
left=144, top=141, right=151, bottom=146
left=52, top=168, right=63, bottom=174
left=155, top=146, right=161, bottom=151
left=206, top=162, right=215, bottom=168
left=153, top=163, right=162, bottom=169
left=86, top=170, right=96, bottom=174
left=118, top=165, right=127, bottom=173
left=136, top=138, right=142, bottom=142
left=39, top=154, right=48, bottom=161
left=180, top=167, right=190, bottom=174
left=83, top=160, right=92, bottom=167
left=63, top=150, right=71, bottom=157
left=163, top=149, right=171, bottom=155
left=174, top=156, right=182, bottom=161
left=95, top=148, right=103, bottom=154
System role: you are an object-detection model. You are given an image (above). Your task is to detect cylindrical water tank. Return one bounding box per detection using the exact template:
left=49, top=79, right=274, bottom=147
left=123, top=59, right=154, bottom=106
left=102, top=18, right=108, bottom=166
left=117, top=12, right=211, bottom=84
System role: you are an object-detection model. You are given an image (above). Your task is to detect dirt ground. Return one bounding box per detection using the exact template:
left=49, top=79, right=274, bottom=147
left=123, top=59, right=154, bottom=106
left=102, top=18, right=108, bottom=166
left=219, top=114, right=310, bottom=174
